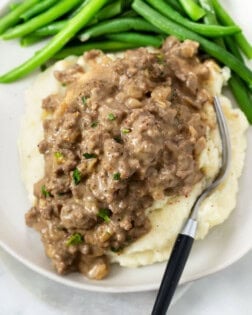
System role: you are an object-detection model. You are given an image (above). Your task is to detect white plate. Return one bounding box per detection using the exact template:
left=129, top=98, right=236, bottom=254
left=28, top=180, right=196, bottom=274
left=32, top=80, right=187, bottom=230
left=0, top=0, right=252, bottom=293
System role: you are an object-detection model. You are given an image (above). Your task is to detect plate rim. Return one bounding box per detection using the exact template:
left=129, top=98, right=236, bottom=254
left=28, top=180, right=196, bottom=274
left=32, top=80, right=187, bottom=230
left=1, top=239, right=251, bottom=293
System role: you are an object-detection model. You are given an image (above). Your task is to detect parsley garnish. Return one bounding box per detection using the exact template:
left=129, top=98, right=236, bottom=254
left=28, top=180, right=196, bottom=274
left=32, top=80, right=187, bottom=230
left=73, top=168, right=81, bottom=185
left=91, top=121, right=98, bottom=128
left=66, top=233, right=83, bottom=246
left=54, top=151, right=63, bottom=159
left=126, top=235, right=133, bottom=242
left=114, top=136, right=122, bottom=143
left=54, top=151, right=64, bottom=163
left=108, top=113, right=116, bottom=121
left=121, top=128, right=131, bottom=134
left=83, top=153, right=97, bottom=159
left=113, top=172, right=121, bottom=180
left=81, top=96, right=87, bottom=105
left=156, top=54, right=165, bottom=65
left=111, top=246, right=123, bottom=253
left=98, top=208, right=112, bottom=223
left=41, top=185, right=51, bottom=198
left=40, top=64, right=47, bottom=72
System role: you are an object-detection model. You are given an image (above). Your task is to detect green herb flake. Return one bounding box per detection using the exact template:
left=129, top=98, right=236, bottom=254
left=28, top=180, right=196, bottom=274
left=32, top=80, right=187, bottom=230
left=110, top=246, right=123, bottom=253
left=66, top=233, right=83, bottom=246
left=83, top=153, right=97, bottom=159
left=121, top=128, right=131, bottom=134
left=40, top=64, right=47, bottom=72
left=156, top=54, right=165, bottom=65
left=91, top=121, right=98, bottom=128
left=114, top=136, right=122, bottom=144
left=54, top=151, right=63, bottom=159
left=98, top=208, right=112, bottom=223
left=108, top=113, right=116, bottom=121
left=61, top=83, right=67, bottom=87
left=57, top=225, right=66, bottom=231
left=41, top=185, right=51, bottom=198
left=126, top=235, right=133, bottom=242
left=81, top=96, right=87, bottom=106
left=73, top=168, right=81, bottom=185
left=113, top=172, right=121, bottom=180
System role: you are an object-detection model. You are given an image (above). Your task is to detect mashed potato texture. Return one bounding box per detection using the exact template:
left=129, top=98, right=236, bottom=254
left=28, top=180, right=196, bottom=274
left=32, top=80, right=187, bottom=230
left=18, top=55, right=248, bottom=268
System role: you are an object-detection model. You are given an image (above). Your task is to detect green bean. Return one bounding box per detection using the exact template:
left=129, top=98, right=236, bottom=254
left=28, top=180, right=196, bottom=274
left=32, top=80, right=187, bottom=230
left=179, top=0, right=206, bottom=21
left=22, top=1, right=125, bottom=42
left=211, top=0, right=252, bottom=59
left=120, top=10, right=138, bottom=18
left=53, top=41, right=143, bottom=59
left=20, top=0, right=58, bottom=21
left=165, top=0, right=185, bottom=15
left=25, top=21, right=67, bottom=37
left=9, top=2, right=21, bottom=11
left=226, top=38, right=252, bottom=92
left=94, top=0, right=123, bottom=21
left=198, top=0, right=218, bottom=25
left=0, top=0, right=40, bottom=35
left=68, top=0, right=89, bottom=18
left=121, top=0, right=134, bottom=9
left=79, top=17, right=162, bottom=42
left=106, top=32, right=164, bottom=47
left=2, top=0, right=82, bottom=40
left=20, top=34, right=45, bottom=47
left=146, top=0, right=240, bottom=38
left=84, top=0, right=125, bottom=26
left=229, top=75, right=252, bottom=123
left=132, top=0, right=252, bottom=84
left=224, top=37, right=252, bottom=95
left=0, top=0, right=109, bottom=83
left=198, top=0, right=252, bottom=123
left=198, top=0, right=225, bottom=49
left=224, top=37, right=243, bottom=61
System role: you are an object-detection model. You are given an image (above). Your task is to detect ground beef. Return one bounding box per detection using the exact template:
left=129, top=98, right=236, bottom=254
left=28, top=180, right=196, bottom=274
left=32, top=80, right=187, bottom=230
left=26, top=36, right=213, bottom=280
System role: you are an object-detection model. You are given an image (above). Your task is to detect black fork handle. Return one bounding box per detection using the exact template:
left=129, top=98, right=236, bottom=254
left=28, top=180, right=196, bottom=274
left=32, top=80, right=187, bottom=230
left=151, top=233, right=194, bottom=315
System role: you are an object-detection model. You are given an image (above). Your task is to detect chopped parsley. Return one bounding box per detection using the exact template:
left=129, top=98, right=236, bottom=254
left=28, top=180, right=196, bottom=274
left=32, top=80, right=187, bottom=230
left=83, top=153, right=97, bottom=159
left=126, top=235, right=133, bottom=242
left=110, top=246, right=123, bottom=253
left=66, top=233, right=83, bottom=246
left=57, top=225, right=66, bottom=231
left=40, top=64, right=47, bottom=72
left=91, top=121, right=98, bottom=128
left=41, top=185, right=51, bottom=198
left=81, top=96, right=88, bottom=106
left=98, top=208, right=112, bottom=223
left=156, top=54, right=165, bottom=65
left=121, top=128, right=131, bottom=134
left=114, top=136, right=122, bottom=143
left=54, top=151, right=63, bottom=159
left=108, top=113, right=116, bottom=121
left=171, top=89, right=178, bottom=101
left=73, top=168, right=81, bottom=185
left=54, top=151, right=64, bottom=163
left=113, top=172, right=121, bottom=180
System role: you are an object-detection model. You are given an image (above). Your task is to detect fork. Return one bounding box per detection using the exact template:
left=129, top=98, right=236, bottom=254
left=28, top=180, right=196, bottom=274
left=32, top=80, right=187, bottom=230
left=151, top=96, right=231, bottom=315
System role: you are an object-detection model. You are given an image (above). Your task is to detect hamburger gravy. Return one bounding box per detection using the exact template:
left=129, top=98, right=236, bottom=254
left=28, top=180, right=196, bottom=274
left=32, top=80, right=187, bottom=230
left=22, top=37, right=248, bottom=279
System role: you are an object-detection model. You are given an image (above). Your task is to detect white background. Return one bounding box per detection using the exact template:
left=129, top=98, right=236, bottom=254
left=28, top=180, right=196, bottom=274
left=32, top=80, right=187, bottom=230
left=1, top=248, right=252, bottom=315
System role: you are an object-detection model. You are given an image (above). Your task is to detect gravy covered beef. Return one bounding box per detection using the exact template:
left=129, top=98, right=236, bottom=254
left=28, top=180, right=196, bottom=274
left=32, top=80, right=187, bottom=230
left=26, top=37, right=213, bottom=280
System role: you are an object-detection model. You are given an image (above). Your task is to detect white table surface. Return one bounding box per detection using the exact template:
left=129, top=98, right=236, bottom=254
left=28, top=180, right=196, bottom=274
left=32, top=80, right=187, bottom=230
left=1, top=247, right=251, bottom=315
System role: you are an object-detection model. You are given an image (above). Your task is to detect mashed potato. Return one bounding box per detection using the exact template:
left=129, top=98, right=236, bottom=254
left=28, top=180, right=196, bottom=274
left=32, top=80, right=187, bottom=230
left=18, top=54, right=248, bottom=268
